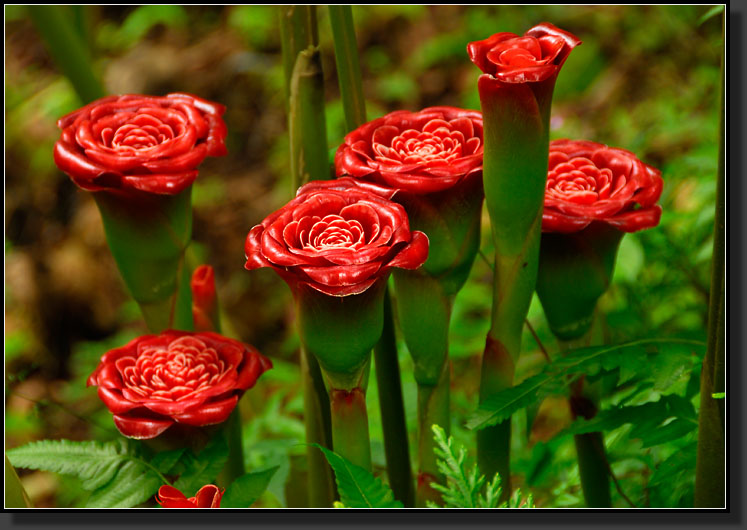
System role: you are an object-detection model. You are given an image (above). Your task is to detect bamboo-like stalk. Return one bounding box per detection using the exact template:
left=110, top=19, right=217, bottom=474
left=278, top=5, right=335, bottom=507
left=560, top=330, right=612, bottom=508
left=327, top=5, right=414, bottom=505
left=392, top=269, right=453, bottom=506
left=373, top=290, right=415, bottom=506
left=281, top=6, right=329, bottom=189
left=694, top=12, right=725, bottom=507
left=327, top=5, right=367, bottom=132
left=300, top=348, right=337, bottom=506
left=27, top=5, right=105, bottom=104
left=330, top=386, right=373, bottom=471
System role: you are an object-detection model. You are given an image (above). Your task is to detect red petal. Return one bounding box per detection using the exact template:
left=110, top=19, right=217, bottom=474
left=171, top=394, right=239, bottom=426
left=112, top=413, right=174, bottom=440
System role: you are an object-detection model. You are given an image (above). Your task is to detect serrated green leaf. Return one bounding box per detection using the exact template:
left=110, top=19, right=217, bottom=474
left=311, top=444, right=402, bottom=508
left=6, top=439, right=167, bottom=508
left=465, top=373, right=552, bottom=430
left=220, top=466, right=279, bottom=508
left=86, top=459, right=162, bottom=508
left=560, top=394, right=697, bottom=448
left=467, top=339, right=705, bottom=431
left=173, top=434, right=229, bottom=496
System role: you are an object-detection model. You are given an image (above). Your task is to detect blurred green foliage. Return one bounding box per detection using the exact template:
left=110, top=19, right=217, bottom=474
left=5, top=5, right=721, bottom=508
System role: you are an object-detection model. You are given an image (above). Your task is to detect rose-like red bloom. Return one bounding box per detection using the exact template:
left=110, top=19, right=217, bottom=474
left=467, top=23, right=581, bottom=83
left=244, top=178, right=429, bottom=296
left=87, top=330, right=271, bottom=439
left=543, top=139, right=663, bottom=233
left=334, top=107, right=483, bottom=194
left=156, top=484, right=223, bottom=508
left=54, top=93, right=227, bottom=194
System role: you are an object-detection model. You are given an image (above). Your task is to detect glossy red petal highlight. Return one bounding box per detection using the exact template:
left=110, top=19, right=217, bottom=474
left=53, top=93, right=227, bottom=196
left=334, top=107, right=483, bottom=195
left=543, top=139, right=664, bottom=233
left=89, top=331, right=270, bottom=439
left=244, top=180, right=428, bottom=296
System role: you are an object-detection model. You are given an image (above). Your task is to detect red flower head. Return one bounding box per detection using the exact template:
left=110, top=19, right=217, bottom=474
left=334, top=107, right=483, bottom=194
left=156, top=484, right=223, bottom=508
left=244, top=178, right=429, bottom=297
left=543, top=139, right=664, bottom=233
left=467, top=23, right=581, bottom=84
left=87, top=331, right=271, bottom=439
left=54, top=93, right=227, bottom=195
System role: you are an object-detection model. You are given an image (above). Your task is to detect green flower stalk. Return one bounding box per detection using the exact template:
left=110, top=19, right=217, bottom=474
left=328, top=6, right=414, bottom=503
left=53, top=93, right=229, bottom=332
left=334, top=107, right=485, bottom=505
left=537, top=138, right=664, bottom=506
left=245, top=179, right=429, bottom=470
left=467, top=24, right=581, bottom=497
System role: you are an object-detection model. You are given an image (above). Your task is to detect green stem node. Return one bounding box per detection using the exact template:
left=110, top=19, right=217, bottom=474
left=415, top=360, right=450, bottom=507
left=329, top=387, right=372, bottom=471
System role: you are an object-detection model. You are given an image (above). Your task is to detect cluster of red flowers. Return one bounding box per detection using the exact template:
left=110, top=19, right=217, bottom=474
left=52, top=20, right=664, bottom=509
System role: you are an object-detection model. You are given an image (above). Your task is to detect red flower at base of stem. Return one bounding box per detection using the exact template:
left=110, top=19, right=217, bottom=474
left=156, top=484, right=223, bottom=508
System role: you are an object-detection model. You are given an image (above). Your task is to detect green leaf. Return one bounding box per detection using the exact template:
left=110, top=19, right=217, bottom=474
left=466, top=339, right=705, bottom=431
left=427, top=425, right=534, bottom=509
left=6, top=439, right=166, bottom=508
left=712, top=392, right=725, bottom=399
left=428, top=424, right=484, bottom=508
left=311, top=444, right=403, bottom=508
left=220, top=466, right=279, bottom=508
left=560, top=394, right=697, bottom=448
left=172, top=434, right=229, bottom=496
left=150, top=448, right=186, bottom=475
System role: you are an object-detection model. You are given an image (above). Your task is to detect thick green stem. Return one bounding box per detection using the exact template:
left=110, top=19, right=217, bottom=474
left=373, top=289, right=414, bottom=507
left=330, top=386, right=372, bottom=471
left=27, top=5, right=105, bottom=104
left=301, top=347, right=336, bottom=507
left=695, top=13, right=725, bottom=507
left=278, top=6, right=335, bottom=504
left=415, top=361, right=450, bottom=507
left=561, top=331, right=611, bottom=508
left=476, top=335, right=515, bottom=500
left=536, top=223, right=623, bottom=508
left=392, top=269, right=452, bottom=506
left=326, top=8, right=412, bottom=501
left=327, top=5, right=367, bottom=132
left=217, top=409, right=245, bottom=487
left=476, top=68, right=559, bottom=499
left=93, top=189, right=193, bottom=333
left=573, top=431, right=611, bottom=507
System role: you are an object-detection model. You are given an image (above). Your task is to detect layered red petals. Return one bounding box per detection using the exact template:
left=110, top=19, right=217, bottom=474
left=245, top=179, right=428, bottom=297
left=543, top=139, right=664, bottom=233
left=468, top=23, right=581, bottom=83
left=156, top=484, right=223, bottom=508
left=88, top=331, right=271, bottom=439
left=335, top=107, right=483, bottom=194
left=54, top=93, right=227, bottom=195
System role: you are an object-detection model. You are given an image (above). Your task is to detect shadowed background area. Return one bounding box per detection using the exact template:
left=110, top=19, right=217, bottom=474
left=5, top=5, right=722, bottom=508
